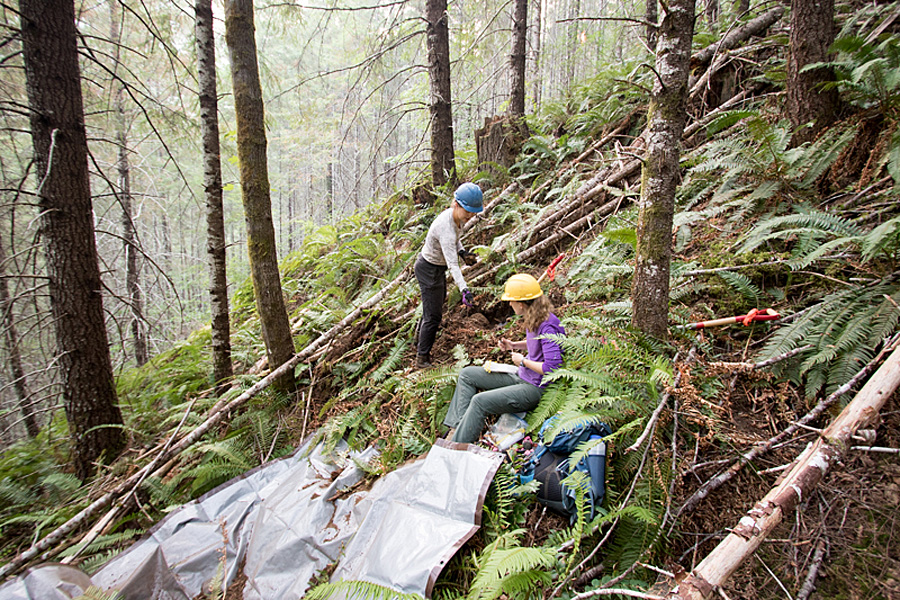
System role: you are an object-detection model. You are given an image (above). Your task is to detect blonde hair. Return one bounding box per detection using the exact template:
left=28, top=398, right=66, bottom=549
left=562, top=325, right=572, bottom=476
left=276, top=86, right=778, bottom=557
left=523, top=294, right=554, bottom=332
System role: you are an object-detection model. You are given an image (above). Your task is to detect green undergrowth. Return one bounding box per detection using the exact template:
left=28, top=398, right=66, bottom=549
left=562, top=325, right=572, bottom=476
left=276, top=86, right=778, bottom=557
left=3, top=22, right=900, bottom=600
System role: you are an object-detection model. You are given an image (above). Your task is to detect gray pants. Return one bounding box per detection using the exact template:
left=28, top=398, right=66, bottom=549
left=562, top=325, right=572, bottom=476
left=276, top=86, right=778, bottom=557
left=444, top=365, right=543, bottom=443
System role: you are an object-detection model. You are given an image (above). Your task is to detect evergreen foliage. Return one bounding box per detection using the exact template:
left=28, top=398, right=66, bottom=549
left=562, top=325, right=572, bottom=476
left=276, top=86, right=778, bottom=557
left=3, top=7, right=900, bottom=598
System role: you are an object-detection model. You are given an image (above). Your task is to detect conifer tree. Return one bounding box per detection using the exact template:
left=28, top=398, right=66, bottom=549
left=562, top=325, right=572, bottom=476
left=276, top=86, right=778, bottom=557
left=20, top=0, right=125, bottom=478
left=224, top=0, right=296, bottom=394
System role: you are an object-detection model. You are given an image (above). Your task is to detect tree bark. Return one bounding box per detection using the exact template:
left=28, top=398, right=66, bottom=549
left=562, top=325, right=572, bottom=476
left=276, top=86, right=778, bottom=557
left=224, top=0, right=296, bottom=394
left=786, top=0, right=841, bottom=145
left=646, top=0, right=658, bottom=50
left=0, top=237, right=39, bottom=438
left=327, top=161, right=334, bottom=222
left=564, top=0, right=580, bottom=94
left=426, top=0, right=456, bottom=187
left=631, top=0, right=696, bottom=339
left=196, top=0, right=234, bottom=394
left=509, top=0, right=528, bottom=118
left=20, top=0, right=125, bottom=479
left=531, top=0, right=543, bottom=112
left=109, top=0, right=148, bottom=367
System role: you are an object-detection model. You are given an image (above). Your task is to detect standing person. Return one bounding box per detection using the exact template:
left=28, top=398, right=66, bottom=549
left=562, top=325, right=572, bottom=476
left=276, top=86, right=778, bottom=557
left=444, top=273, right=565, bottom=444
left=415, top=182, right=483, bottom=368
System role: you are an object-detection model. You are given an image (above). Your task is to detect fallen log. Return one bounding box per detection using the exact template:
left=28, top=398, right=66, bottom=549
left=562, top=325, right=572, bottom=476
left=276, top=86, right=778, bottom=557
left=664, top=340, right=900, bottom=599
left=675, top=334, right=898, bottom=521
left=690, top=7, right=785, bottom=67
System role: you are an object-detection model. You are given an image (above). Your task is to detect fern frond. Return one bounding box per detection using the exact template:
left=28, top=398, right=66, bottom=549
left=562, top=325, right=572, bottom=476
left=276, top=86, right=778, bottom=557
left=468, top=535, right=557, bottom=600
left=371, top=338, right=409, bottom=383
left=307, top=579, right=424, bottom=600
left=737, top=209, right=863, bottom=255
left=717, top=271, right=760, bottom=306
left=757, top=276, right=900, bottom=397
left=860, top=215, right=900, bottom=262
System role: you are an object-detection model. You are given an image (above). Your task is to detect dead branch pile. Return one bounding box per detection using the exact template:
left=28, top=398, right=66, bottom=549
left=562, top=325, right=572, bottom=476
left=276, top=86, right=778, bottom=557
left=662, top=340, right=900, bottom=599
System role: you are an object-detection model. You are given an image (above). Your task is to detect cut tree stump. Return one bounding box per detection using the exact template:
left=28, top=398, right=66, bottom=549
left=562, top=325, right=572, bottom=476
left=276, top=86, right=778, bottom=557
left=475, top=115, right=529, bottom=178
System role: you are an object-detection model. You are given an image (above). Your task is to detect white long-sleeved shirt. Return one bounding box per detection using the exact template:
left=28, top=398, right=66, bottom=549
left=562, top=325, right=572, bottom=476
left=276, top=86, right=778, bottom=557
left=420, top=208, right=467, bottom=291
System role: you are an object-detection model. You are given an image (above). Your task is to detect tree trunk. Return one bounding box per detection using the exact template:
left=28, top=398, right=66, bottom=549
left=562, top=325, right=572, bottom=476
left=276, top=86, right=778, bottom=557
left=476, top=115, right=529, bottom=175
left=288, top=189, right=295, bottom=252
left=564, top=0, right=580, bottom=94
left=196, top=0, right=234, bottom=394
left=646, top=0, right=658, bottom=50
left=425, top=0, right=456, bottom=187
left=0, top=237, right=39, bottom=438
left=224, top=0, right=296, bottom=395
left=631, top=0, right=695, bottom=339
left=705, top=0, right=719, bottom=28
left=786, top=0, right=841, bottom=145
left=109, top=0, right=148, bottom=367
left=327, top=161, right=334, bottom=222
left=20, top=0, right=125, bottom=479
left=531, top=0, right=543, bottom=112
left=509, top=0, right=528, bottom=118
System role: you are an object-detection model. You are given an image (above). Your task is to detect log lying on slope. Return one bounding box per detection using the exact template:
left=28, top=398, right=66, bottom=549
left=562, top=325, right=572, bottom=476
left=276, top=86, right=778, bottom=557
left=690, top=7, right=785, bottom=67
left=663, top=341, right=900, bottom=600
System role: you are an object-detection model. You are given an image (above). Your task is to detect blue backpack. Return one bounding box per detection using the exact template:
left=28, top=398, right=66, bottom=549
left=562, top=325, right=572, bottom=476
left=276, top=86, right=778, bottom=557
left=523, top=416, right=612, bottom=522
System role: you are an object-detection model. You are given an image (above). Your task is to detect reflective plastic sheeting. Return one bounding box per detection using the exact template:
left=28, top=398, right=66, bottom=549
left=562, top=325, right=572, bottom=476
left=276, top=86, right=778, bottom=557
left=0, top=565, right=93, bottom=600
left=332, top=442, right=502, bottom=596
left=0, top=438, right=503, bottom=600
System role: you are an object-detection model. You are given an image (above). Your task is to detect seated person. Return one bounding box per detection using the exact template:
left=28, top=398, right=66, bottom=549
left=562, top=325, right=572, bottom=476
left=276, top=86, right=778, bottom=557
left=444, top=274, right=565, bottom=444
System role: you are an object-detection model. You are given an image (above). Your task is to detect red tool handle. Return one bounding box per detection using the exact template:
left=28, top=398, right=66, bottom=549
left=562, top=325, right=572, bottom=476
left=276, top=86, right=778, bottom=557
left=687, top=308, right=780, bottom=330
left=537, top=254, right=566, bottom=283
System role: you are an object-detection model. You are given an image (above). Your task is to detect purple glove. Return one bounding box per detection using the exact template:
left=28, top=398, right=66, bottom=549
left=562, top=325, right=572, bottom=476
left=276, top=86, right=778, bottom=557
left=462, top=289, right=475, bottom=308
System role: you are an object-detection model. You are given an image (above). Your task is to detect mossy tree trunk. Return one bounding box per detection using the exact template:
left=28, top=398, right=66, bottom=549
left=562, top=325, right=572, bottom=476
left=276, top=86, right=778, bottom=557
left=224, top=0, right=296, bottom=394
left=20, top=0, right=125, bottom=479
left=196, top=0, right=233, bottom=393
left=426, top=0, right=456, bottom=187
left=631, top=0, right=696, bottom=339
left=509, top=0, right=527, bottom=118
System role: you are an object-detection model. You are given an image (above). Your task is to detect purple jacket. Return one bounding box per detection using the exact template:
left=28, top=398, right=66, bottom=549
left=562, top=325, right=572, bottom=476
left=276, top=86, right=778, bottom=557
left=519, top=313, right=565, bottom=388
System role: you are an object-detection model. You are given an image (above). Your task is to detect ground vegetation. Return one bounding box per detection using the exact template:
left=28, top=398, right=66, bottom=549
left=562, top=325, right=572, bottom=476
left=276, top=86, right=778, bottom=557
left=2, top=1, right=900, bottom=599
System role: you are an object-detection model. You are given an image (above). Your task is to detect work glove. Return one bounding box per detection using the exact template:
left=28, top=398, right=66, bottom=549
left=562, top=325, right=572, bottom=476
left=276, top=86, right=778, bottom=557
left=461, top=288, right=475, bottom=308
left=458, top=249, right=477, bottom=266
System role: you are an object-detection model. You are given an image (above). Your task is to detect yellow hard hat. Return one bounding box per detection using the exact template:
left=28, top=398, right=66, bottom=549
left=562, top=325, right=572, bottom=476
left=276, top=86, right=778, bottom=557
left=501, top=273, right=543, bottom=301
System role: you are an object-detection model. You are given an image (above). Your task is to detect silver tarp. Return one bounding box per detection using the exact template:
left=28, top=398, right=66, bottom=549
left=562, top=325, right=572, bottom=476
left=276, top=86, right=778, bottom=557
left=0, top=439, right=502, bottom=600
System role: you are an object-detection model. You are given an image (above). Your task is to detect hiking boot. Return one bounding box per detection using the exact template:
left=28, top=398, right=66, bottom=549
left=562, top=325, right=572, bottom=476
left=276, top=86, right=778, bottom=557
left=416, top=353, right=433, bottom=369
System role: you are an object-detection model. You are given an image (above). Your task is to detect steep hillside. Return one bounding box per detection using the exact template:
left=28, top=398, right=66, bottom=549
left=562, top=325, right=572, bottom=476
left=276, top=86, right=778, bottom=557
left=2, top=6, right=900, bottom=600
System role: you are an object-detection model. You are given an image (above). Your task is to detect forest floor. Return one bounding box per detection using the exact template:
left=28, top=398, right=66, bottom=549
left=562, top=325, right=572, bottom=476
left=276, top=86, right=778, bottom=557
left=266, top=274, right=900, bottom=600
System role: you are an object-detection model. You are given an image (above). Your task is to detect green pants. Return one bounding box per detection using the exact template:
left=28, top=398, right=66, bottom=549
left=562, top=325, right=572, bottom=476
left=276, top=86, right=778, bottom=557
left=444, top=365, right=543, bottom=444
